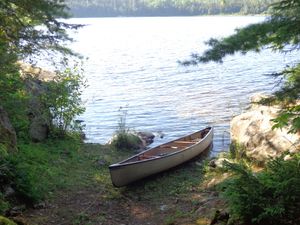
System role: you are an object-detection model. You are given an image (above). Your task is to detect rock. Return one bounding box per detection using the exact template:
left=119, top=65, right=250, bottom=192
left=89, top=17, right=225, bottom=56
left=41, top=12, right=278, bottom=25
left=96, top=159, right=108, bottom=167
left=210, top=210, right=229, bottom=225
left=135, top=131, right=155, bottom=147
left=25, top=78, right=50, bottom=142
left=284, top=154, right=293, bottom=161
left=159, top=204, right=168, bottom=211
left=0, top=106, right=17, bottom=154
left=19, top=62, right=56, bottom=82
left=29, top=116, right=49, bottom=142
left=231, top=94, right=300, bottom=163
left=4, top=186, right=15, bottom=198
left=250, top=93, right=272, bottom=105
left=33, top=202, right=46, bottom=209
left=9, top=205, right=26, bottom=216
left=209, top=158, right=231, bottom=168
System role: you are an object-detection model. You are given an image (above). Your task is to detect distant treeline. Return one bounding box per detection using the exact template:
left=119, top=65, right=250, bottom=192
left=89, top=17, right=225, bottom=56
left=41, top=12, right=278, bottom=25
left=66, top=0, right=276, bottom=17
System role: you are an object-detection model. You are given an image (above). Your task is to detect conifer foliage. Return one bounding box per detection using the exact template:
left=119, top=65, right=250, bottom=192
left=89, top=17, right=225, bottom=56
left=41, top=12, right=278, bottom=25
left=184, top=0, right=300, bottom=133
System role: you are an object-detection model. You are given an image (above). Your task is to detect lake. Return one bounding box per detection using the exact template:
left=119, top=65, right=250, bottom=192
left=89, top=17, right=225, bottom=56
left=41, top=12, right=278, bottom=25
left=68, top=16, right=298, bottom=155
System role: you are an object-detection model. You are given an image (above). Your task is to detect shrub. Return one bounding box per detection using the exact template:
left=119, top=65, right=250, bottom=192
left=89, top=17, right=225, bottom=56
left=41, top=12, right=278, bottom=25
left=221, top=155, right=300, bottom=225
left=111, top=133, right=142, bottom=150
left=111, top=106, right=142, bottom=150
left=42, top=64, right=86, bottom=137
left=0, top=160, right=11, bottom=214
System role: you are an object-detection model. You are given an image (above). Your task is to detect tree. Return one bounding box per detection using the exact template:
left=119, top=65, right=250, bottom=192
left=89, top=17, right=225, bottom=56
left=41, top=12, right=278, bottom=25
left=0, top=0, right=84, bottom=138
left=0, top=0, right=81, bottom=60
left=183, top=0, right=300, bottom=133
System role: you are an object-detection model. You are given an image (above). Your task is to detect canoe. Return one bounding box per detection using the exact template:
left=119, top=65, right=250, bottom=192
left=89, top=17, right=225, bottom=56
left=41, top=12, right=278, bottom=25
left=109, top=126, right=213, bottom=187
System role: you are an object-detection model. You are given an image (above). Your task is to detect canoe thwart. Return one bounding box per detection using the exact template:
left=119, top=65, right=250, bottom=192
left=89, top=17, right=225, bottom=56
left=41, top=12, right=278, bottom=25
left=173, top=140, right=197, bottom=144
left=138, top=155, right=161, bottom=160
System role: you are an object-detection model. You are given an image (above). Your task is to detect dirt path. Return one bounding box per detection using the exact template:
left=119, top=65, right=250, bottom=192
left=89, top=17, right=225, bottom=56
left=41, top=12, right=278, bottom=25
left=23, top=188, right=224, bottom=225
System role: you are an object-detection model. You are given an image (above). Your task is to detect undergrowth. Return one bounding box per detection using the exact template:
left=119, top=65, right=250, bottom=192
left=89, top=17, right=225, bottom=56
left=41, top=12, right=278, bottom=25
left=220, top=154, right=300, bottom=225
left=0, top=135, right=83, bottom=213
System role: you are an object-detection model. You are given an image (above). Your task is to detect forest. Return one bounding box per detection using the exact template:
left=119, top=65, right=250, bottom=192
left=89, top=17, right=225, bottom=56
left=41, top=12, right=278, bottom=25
left=66, top=0, right=277, bottom=17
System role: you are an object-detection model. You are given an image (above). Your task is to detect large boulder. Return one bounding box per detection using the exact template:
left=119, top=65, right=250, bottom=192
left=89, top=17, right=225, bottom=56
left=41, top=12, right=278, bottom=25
left=231, top=95, right=300, bottom=163
left=20, top=63, right=55, bottom=142
left=0, top=106, right=17, bottom=154
left=25, top=78, right=50, bottom=142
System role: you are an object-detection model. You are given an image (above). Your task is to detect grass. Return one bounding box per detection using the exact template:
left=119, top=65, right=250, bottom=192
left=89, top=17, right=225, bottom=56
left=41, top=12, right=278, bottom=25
left=1, top=138, right=223, bottom=225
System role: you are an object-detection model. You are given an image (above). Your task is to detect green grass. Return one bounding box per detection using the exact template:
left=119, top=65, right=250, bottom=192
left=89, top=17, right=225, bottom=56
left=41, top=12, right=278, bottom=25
left=1, top=136, right=212, bottom=224
left=9, top=137, right=84, bottom=202
left=8, top=138, right=134, bottom=204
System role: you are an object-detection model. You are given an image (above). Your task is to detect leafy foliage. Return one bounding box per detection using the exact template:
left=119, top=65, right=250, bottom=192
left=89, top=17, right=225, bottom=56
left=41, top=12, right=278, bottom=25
left=0, top=0, right=86, bottom=212
left=1, top=136, right=81, bottom=210
left=43, top=65, right=86, bottom=136
left=0, top=0, right=81, bottom=60
left=221, top=155, right=300, bottom=225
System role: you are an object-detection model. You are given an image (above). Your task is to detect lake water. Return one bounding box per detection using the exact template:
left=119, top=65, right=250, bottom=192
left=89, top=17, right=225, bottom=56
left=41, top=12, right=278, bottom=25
left=68, top=16, right=298, bottom=155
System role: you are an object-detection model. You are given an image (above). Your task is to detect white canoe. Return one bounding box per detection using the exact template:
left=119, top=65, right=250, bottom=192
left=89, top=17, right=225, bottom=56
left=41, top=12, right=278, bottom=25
left=109, top=127, right=213, bottom=187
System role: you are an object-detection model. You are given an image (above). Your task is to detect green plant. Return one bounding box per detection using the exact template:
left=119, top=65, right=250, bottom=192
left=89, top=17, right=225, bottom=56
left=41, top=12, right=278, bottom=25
left=111, top=107, right=141, bottom=150
left=0, top=193, right=10, bottom=215
left=221, top=155, right=300, bottom=225
left=111, top=133, right=141, bottom=150
left=0, top=216, right=17, bottom=225
left=5, top=135, right=82, bottom=204
left=43, top=64, right=86, bottom=137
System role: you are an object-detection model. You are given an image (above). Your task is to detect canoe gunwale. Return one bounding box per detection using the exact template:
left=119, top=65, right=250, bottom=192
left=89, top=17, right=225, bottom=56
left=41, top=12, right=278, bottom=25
left=109, top=127, right=213, bottom=170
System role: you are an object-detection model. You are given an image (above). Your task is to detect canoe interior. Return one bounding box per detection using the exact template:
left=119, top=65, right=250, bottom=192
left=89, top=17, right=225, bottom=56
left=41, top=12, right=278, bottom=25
left=121, top=127, right=211, bottom=164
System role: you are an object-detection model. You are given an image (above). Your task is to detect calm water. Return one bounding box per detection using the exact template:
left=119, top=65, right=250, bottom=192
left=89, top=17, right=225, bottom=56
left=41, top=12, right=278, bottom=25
left=67, top=16, right=298, bottom=155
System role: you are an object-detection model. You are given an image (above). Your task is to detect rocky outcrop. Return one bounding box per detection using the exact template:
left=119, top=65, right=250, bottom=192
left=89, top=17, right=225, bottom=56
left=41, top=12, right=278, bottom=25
left=231, top=94, right=300, bottom=163
left=20, top=63, right=56, bottom=142
left=25, top=78, right=50, bottom=142
left=0, top=106, right=17, bottom=154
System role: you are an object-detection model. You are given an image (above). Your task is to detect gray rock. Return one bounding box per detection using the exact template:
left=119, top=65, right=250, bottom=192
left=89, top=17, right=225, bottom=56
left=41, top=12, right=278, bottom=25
left=29, top=117, right=49, bottom=142
left=136, top=131, right=155, bottom=146
left=209, top=158, right=231, bottom=168
left=9, top=205, right=26, bottom=216
left=0, top=106, right=17, bottom=153
left=23, top=67, right=52, bottom=142
left=231, top=94, right=300, bottom=162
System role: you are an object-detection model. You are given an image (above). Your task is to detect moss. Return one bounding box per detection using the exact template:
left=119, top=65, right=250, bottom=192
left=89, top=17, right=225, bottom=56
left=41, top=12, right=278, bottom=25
left=0, top=216, right=17, bottom=225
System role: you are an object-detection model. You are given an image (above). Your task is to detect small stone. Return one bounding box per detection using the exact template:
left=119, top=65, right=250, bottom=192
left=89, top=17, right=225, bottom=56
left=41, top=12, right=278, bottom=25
left=159, top=205, right=168, bottom=211
left=284, top=154, right=293, bottom=161
left=9, top=205, right=26, bottom=216
left=33, top=202, right=46, bottom=209
left=96, top=159, right=107, bottom=167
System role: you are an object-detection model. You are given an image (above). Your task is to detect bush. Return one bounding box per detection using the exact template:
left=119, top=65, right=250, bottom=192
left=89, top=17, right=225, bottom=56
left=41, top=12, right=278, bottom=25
left=42, top=64, right=86, bottom=137
left=111, top=106, right=141, bottom=150
left=111, top=133, right=142, bottom=150
left=221, top=155, right=300, bottom=225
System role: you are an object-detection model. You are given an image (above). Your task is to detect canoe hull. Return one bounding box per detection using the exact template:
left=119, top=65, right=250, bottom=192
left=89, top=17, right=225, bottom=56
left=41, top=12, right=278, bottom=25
left=109, top=127, right=213, bottom=187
